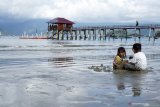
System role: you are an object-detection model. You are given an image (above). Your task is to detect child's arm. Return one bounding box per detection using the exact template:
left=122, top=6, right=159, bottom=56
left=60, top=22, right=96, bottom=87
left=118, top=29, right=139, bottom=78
left=113, top=56, right=122, bottom=69
left=128, top=55, right=137, bottom=65
left=114, top=56, right=122, bottom=64
left=122, top=59, right=128, bottom=64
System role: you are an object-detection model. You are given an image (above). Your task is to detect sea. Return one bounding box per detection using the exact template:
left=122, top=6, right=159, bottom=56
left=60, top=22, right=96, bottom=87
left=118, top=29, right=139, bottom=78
left=0, top=36, right=160, bottom=107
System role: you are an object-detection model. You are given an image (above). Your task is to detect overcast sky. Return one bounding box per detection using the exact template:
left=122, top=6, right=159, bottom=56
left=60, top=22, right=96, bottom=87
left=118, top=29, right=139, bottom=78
left=0, top=0, right=160, bottom=23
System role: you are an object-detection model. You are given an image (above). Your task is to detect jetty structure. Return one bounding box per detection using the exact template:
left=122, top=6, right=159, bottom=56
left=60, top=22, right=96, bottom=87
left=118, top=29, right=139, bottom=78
left=20, top=17, right=160, bottom=41
left=46, top=17, right=160, bottom=41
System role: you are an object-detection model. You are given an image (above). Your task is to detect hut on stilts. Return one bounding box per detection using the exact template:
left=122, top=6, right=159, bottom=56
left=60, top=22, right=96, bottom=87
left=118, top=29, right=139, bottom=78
left=47, top=17, right=75, bottom=40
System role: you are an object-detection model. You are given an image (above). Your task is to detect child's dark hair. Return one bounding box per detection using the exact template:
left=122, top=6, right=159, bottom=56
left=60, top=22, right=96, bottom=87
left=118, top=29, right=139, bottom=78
left=117, top=47, right=126, bottom=58
left=132, top=43, right=141, bottom=53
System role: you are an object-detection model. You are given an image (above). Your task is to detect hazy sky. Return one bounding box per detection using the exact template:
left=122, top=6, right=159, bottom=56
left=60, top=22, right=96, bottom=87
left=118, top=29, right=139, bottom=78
left=0, top=0, right=160, bottom=23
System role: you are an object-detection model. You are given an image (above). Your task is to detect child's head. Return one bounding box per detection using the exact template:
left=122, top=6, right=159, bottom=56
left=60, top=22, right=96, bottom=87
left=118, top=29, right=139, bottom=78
left=117, top=47, right=126, bottom=58
left=132, top=43, right=141, bottom=53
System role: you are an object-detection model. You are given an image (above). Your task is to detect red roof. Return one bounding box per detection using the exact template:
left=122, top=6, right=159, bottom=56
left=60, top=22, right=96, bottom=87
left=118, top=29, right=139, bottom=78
left=47, top=17, right=75, bottom=24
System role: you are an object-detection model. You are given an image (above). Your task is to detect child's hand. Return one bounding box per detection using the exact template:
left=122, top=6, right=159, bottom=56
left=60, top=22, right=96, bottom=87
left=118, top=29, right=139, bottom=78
left=113, top=61, right=117, bottom=65
left=123, top=60, right=128, bottom=64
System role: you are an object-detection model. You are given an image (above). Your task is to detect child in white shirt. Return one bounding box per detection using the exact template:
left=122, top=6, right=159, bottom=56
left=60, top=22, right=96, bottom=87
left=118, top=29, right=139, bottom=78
left=124, top=43, right=147, bottom=71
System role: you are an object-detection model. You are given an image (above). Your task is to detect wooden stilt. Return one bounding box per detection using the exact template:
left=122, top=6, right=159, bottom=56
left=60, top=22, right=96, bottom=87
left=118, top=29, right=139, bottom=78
left=149, top=28, right=151, bottom=41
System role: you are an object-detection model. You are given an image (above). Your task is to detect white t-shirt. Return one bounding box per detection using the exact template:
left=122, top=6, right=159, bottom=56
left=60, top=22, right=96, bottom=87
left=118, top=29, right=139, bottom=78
left=129, top=52, right=147, bottom=70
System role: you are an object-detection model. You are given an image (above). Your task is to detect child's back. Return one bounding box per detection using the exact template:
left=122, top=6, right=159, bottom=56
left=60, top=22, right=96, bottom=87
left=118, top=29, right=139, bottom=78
left=125, top=43, right=147, bottom=71
left=129, top=51, right=147, bottom=70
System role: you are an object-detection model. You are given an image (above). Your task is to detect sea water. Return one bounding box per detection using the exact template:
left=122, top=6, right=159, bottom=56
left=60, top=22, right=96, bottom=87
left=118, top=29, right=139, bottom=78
left=0, top=36, right=160, bottom=107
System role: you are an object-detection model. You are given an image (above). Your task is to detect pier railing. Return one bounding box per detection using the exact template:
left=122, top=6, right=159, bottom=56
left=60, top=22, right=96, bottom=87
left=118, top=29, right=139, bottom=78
left=73, top=24, right=160, bottom=30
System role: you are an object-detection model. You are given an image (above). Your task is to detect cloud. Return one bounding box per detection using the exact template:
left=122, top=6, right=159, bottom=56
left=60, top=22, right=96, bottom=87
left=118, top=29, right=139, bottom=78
left=0, top=0, right=160, bottom=22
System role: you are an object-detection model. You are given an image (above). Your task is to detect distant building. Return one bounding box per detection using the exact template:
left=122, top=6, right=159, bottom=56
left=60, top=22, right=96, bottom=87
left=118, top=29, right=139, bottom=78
left=47, top=17, right=75, bottom=39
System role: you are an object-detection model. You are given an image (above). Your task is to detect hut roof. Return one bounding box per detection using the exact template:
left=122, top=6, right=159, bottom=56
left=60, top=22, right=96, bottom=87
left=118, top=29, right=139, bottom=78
left=47, top=17, right=75, bottom=24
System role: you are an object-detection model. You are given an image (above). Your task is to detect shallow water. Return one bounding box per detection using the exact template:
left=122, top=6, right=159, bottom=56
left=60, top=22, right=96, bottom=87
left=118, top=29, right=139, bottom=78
left=0, top=36, right=160, bottom=107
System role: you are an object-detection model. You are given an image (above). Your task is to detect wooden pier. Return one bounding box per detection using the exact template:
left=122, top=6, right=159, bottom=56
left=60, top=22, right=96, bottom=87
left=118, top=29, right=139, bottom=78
left=47, top=18, right=160, bottom=41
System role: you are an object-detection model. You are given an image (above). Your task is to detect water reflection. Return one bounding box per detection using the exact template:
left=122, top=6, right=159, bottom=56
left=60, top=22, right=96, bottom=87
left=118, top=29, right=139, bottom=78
left=117, top=82, right=125, bottom=90
left=113, top=71, right=145, bottom=97
left=48, top=57, right=75, bottom=68
left=132, top=86, right=141, bottom=97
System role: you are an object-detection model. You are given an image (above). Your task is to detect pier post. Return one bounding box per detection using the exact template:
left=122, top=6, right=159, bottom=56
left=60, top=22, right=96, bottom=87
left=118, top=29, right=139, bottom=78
left=92, top=29, right=95, bottom=40
left=134, top=28, right=137, bottom=42
left=79, top=30, right=82, bottom=40
left=138, top=28, right=141, bottom=42
left=61, top=31, right=64, bottom=40
left=90, top=30, right=93, bottom=40
left=98, top=29, right=101, bottom=40
left=52, top=30, right=57, bottom=39
left=104, top=29, right=107, bottom=40
left=91, top=30, right=93, bottom=40
left=108, top=29, right=111, bottom=41
left=125, top=29, right=128, bottom=41
left=149, top=28, right=151, bottom=41
left=84, top=30, right=87, bottom=40
left=66, top=31, right=69, bottom=40
left=111, top=29, right=115, bottom=41
left=101, top=29, right=104, bottom=40
left=93, top=29, right=96, bottom=40
left=121, top=29, right=124, bottom=41
left=58, top=31, right=61, bottom=40
left=88, top=30, right=91, bottom=40
left=102, top=29, right=105, bottom=40
left=153, top=28, right=155, bottom=42
left=70, top=31, right=73, bottom=40
left=121, top=32, right=122, bottom=42
left=121, top=29, right=128, bottom=41
left=75, top=31, right=77, bottom=40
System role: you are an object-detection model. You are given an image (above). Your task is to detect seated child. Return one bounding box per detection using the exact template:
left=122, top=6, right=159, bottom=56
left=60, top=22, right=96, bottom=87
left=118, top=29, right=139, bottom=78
left=113, top=47, right=127, bottom=69
left=124, top=43, right=147, bottom=71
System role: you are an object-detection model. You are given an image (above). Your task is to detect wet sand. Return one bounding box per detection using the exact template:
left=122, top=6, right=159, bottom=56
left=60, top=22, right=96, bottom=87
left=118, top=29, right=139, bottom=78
left=0, top=36, right=160, bottom=107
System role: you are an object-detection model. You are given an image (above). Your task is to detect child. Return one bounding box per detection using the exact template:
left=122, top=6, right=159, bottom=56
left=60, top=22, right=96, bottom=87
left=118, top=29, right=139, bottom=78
left=124, top=43, right=147, bottom=71
left=113, top=47, right=127, bottom=69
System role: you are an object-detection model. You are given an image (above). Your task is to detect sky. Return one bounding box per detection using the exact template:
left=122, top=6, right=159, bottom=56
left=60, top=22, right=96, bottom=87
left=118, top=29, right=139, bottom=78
left=0, top=0, right=160, bottom=23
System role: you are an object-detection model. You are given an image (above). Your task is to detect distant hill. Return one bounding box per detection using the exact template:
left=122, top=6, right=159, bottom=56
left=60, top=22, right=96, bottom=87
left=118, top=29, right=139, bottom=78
left=0, top=18, right=49, bottom=36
